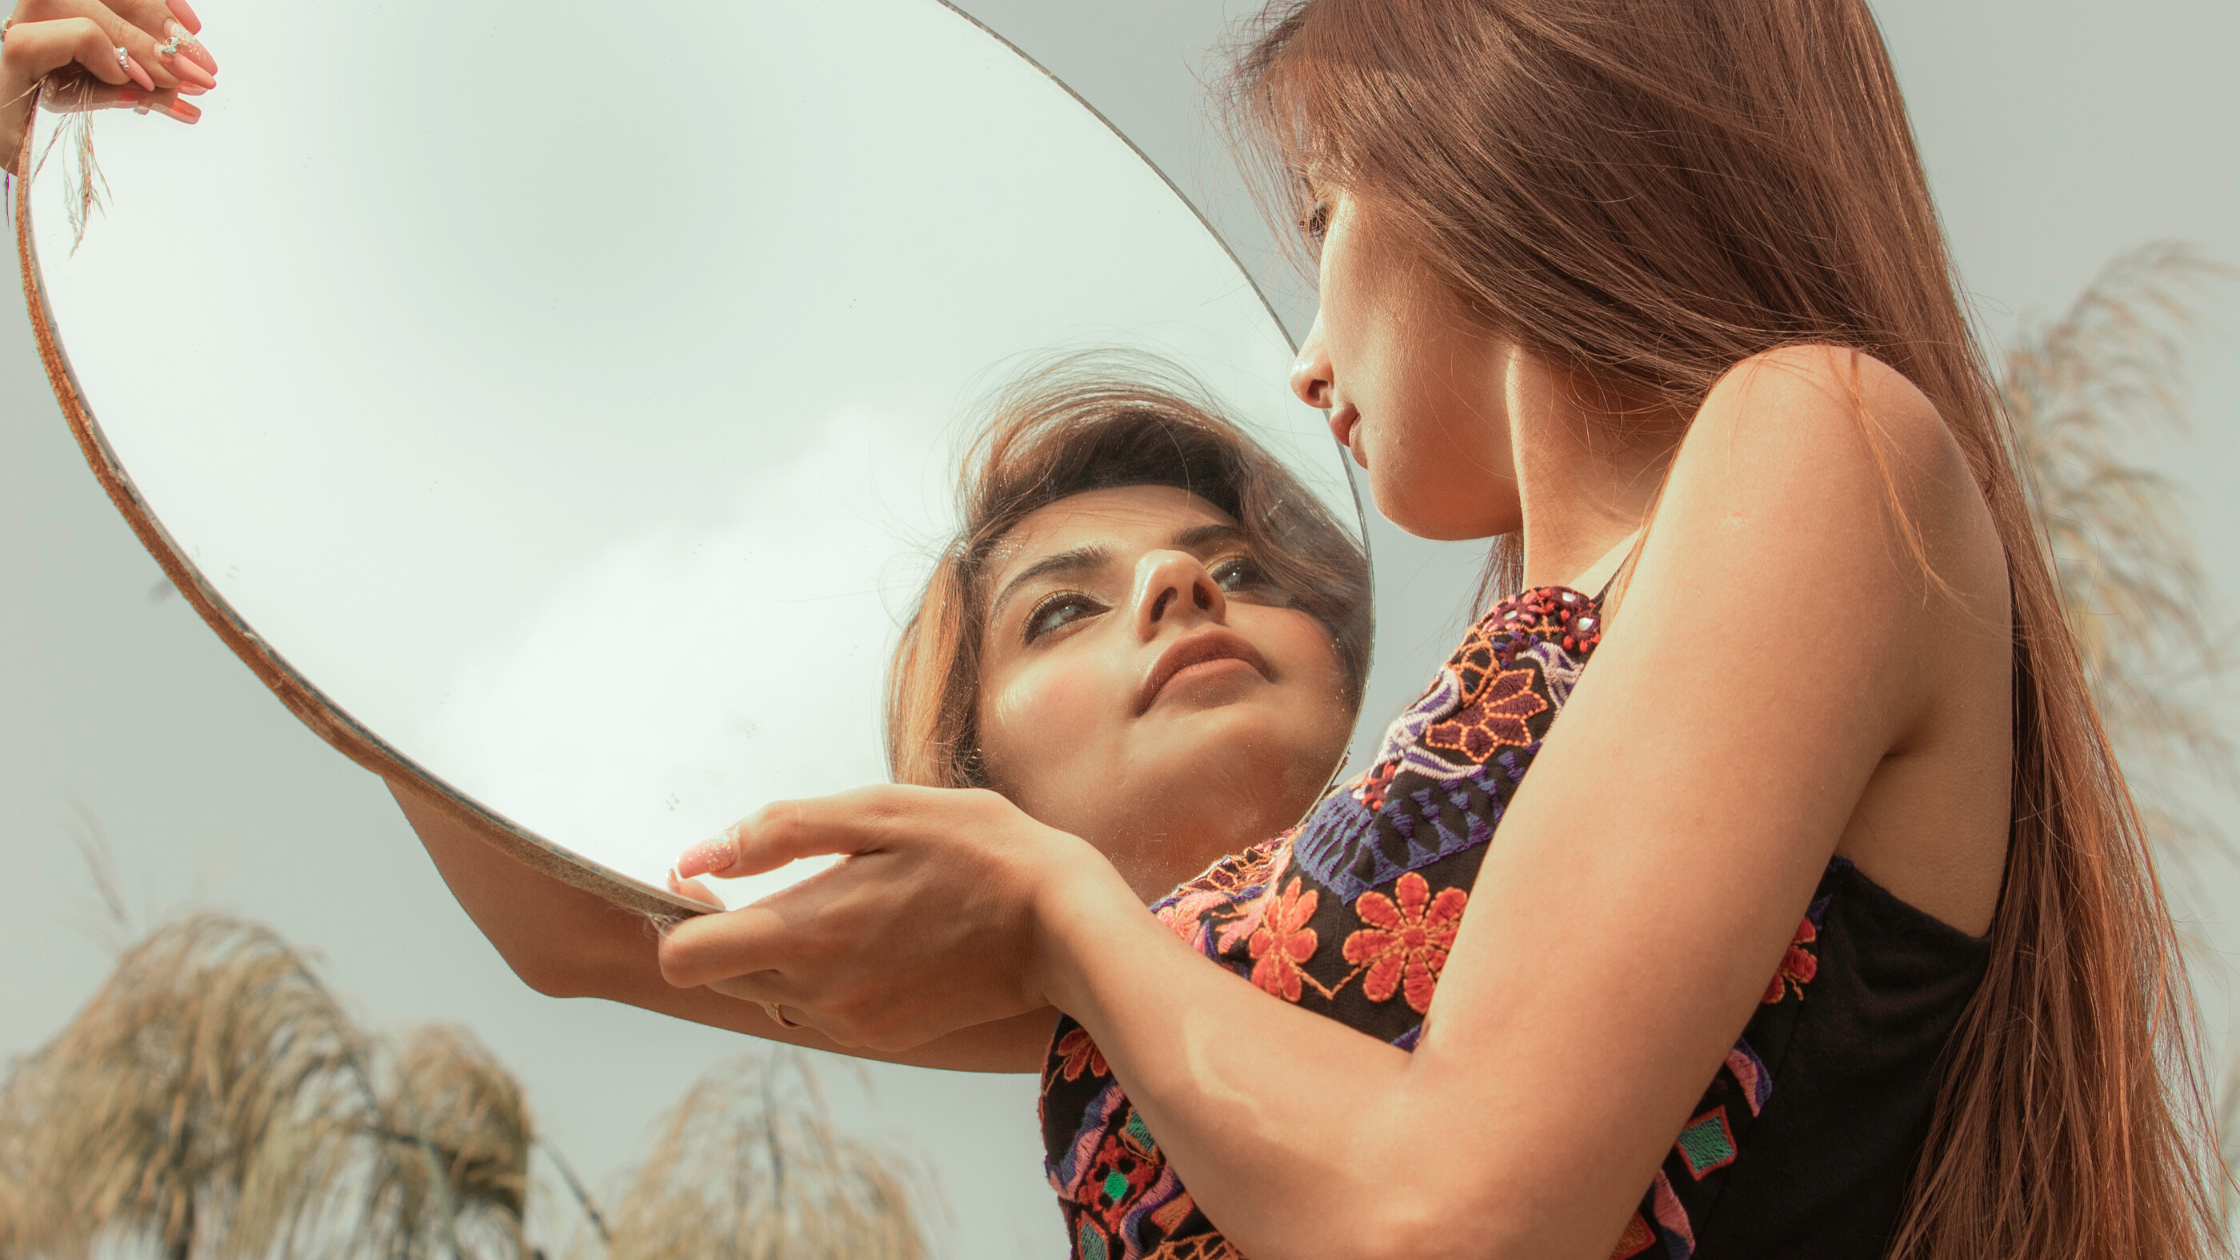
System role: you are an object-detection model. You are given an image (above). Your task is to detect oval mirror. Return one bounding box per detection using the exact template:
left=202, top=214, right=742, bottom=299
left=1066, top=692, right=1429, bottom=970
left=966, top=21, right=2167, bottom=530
left=16, top=0, right=1364, bottom=914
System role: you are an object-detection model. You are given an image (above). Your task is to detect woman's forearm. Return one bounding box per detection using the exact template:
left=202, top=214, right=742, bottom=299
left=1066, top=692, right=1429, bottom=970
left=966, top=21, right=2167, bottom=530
left=393, top=780, right=1050, bottom=1073
left=1034, top=862, right=1544, bottom=1260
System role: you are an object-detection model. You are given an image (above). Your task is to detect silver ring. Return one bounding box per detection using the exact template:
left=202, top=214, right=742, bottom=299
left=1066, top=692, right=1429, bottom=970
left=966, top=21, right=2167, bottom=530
left=760, top=1001, right=803, bottom=1030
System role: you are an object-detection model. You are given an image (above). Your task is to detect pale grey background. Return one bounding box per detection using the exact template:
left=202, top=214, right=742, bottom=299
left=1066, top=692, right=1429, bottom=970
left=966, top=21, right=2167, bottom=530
left=2, top=2, right=2234, bottom=1256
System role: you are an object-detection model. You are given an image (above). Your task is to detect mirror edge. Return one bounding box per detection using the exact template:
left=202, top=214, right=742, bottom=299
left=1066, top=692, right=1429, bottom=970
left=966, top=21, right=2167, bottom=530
left=11, top=106, right=708, bottom=920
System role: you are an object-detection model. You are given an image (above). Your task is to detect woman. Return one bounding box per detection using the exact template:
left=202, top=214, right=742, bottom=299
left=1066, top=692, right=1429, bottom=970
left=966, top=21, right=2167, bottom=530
left=658, top=1, right=2222, bottom=1257
left=417, top=354, right=1375, bottom=1074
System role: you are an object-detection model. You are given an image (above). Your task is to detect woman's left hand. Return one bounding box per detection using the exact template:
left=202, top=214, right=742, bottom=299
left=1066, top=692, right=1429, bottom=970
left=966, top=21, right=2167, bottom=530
left=655, top=784, right=1109, bottom=1051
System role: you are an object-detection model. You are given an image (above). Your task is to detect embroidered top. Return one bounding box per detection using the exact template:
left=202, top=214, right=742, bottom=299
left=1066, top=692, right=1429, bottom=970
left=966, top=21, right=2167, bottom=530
left=1038, top=585, right=1992, bottom=1260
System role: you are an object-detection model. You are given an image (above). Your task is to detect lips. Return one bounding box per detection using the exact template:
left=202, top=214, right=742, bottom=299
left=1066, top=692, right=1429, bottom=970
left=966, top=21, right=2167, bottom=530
left=1137, top=628, right=1272, bottom=714
left=1327, top=403, right=1366, bottom=467
left=1327, top=403, right=1359, bottom=451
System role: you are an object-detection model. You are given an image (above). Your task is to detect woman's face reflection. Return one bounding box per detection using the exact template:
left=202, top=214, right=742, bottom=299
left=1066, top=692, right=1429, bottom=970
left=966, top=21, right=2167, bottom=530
left=975, top=485, right=1353, bottom=899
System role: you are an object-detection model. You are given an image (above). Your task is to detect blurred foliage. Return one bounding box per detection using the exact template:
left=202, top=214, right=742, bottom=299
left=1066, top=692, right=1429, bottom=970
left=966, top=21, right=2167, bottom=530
left=2002, top=241, right=2237, bottom=857
left=2001, top=241, right=2240, bottom=1228
left=0, top=909, right=931, bottom=1259
left=588, top=1053, right=932, bottom=1260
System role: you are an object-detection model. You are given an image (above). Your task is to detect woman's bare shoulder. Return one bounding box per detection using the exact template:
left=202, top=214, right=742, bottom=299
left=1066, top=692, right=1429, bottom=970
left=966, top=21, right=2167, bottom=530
left=1661, top=344, right=2003, bottom=615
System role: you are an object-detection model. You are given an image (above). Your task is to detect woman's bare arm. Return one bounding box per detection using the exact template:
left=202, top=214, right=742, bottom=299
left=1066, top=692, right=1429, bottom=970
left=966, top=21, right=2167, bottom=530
left=1027, top=348, right=2010, bottom=1259
left=659, top=346, right=2012, bottom=1259
left=391, top=780, right=1052, bottom=1073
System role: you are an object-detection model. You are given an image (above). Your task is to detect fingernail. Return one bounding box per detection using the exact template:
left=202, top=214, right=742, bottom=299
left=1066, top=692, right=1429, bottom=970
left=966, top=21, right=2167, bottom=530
left=175, top=82, right=206, bottom=96
left=171, top=58, right=216, bottom=90
left=162, top=22, right=218, bottom=76
left=120, top=53, right=155, bottom=93
left=675, top=834, right=737, bottom=880
left=153, top=99, right=200, bottom=124
left=165, top=0, right=203, bottom=35
left=134, top=104, right=151, bottom=115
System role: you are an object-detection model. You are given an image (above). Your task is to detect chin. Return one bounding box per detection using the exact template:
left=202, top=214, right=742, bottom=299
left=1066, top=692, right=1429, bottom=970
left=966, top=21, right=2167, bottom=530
left=1142, top=702, right=1348, bottom=801
left=1371, top=471, right=1518, bottom=541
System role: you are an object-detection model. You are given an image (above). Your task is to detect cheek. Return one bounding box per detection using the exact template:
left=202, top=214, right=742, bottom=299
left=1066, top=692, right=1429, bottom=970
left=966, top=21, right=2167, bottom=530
left=1365, top=390, right=1523, bottom=540
left=976, top=656, right=1115, bottom=802
left=1257, top=613, right=1356, bottom=735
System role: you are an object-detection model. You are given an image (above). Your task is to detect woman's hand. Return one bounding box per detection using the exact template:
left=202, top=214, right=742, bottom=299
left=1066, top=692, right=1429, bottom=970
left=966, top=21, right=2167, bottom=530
left=656, top=784, right=1118, bottom=1052
left=1, top=0, right=217, bottom=176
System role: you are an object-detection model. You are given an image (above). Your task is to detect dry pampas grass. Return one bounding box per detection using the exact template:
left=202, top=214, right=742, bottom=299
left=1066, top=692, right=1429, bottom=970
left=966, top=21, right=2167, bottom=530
left=2002, top=240, right=2236, bottom=857
left=591, top=1052, right=933, bottom=1260
left=0, top=903, right=936, bottom=1260
left=0, top=914, right=543, bottom=1259
left=0, top=913, right=381, bottom=1259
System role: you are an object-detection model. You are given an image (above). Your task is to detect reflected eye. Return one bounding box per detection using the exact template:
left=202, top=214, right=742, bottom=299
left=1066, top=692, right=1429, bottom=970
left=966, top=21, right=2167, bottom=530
left=1210, top=557, right=1287, bottom=604
left=1025, top=592, right=1105, bottom=642
left=1302, top=201, right=1331, bottom=246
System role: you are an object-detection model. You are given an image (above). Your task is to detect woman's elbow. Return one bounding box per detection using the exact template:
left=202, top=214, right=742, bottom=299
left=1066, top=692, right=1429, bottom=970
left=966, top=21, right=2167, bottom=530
left=1328, top=1183, right=1570, bottom=1260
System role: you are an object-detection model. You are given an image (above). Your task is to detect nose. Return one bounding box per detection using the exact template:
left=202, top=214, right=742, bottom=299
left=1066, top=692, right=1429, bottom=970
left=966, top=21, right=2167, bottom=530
left=1290, top=313, right=1333, bottom=410
left=1132, top=550, right=1228, bottom=640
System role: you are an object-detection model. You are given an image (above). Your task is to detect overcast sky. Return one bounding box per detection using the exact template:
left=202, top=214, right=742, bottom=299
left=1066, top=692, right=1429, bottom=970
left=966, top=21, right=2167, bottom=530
left=3, top=2, right=2235, bottom=1256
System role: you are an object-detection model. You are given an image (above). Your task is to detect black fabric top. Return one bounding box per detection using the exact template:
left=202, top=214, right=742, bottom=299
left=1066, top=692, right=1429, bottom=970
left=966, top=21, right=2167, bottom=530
left=1037, top=584, right=1993, bottom=1260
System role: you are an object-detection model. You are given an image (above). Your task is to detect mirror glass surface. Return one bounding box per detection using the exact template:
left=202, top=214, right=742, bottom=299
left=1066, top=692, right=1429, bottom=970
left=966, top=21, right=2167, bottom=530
left=21, top=0, right=1362, bottom=909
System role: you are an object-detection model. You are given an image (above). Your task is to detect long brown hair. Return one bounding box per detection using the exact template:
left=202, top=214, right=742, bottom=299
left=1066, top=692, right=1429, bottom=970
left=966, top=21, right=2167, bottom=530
left=884, top=353, right=1371, bottom=791
left=1228, top=2, right=2221, bottom=1256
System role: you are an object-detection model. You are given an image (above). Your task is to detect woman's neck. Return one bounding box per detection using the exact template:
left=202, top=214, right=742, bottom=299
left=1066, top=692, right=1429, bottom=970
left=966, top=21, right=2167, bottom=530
left=1508, top=359, right=1681, bottom=589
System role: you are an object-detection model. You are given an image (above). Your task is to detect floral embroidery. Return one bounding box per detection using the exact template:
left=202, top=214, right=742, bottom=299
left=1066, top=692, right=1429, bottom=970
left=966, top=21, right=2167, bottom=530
left=1056, top=1028, right=1108, bottom=1083
left=1350, top=758, right=1399, bottom=811
left=1762, top=915, right=1819, bottom=1004
left=1042, top=585, right=1644, bottom=1260
left=1674, top=1107, right=1739, bottom=1180
left=1343, top=872, right=1468, bottom=1014
left=1248, top=877, right=1320, bottom=1002
left=1610, top=1211, right=1657, bottom=1259
left=1212, top=842, right=1297, bottom=957
left=1157, top=838, right=1285, bottom=956
left=1423, top=665, right=1547, bottom=761
left=1144, top=1240, right=1248, bottom=1260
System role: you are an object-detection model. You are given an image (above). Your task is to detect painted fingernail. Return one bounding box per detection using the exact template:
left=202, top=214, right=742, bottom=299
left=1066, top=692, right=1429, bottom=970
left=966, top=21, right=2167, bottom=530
left=175, top=82, right=206, bottom=96
left=153, top=98, right=200, bottom=124
left=160, top=22, right=217, bottom=76
left=119, top=51, right=155, bottom=93
left=675, top=834, right=737, bottom=880
left=165, top=0, right=203, bottom=35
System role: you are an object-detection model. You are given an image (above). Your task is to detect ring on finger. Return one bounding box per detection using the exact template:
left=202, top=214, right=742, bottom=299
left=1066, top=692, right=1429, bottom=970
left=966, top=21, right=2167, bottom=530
left=759, top=1001, right=804, bottom=1030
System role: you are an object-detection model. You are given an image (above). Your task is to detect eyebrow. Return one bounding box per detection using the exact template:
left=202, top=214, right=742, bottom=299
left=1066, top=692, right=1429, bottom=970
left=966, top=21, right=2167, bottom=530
left=987, top=522, right=1250, bottom=622
left=989, top=545, right=1110, bottom=623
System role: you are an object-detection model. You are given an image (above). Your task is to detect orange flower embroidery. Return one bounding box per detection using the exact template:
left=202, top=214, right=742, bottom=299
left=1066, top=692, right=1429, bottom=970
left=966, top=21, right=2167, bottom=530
left=1423, top=667, right=1547, bottom=761
left=1056, top=1027, right=1108, bottom=1081
left=1762, top=916, right=1819, bottom=1003
left=1248, top=877, right=1320, bottom=1002
left=1342, top=872, right=1468, bottom=1014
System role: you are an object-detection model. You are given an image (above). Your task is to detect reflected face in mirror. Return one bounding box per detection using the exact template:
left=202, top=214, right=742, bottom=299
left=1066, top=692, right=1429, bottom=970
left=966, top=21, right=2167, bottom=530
left=973, top=486, right=1354, bottom=899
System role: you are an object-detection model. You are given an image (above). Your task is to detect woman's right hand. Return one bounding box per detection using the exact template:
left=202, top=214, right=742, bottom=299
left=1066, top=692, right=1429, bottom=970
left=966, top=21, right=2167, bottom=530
left=0, top=0, right=217, bottom=176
